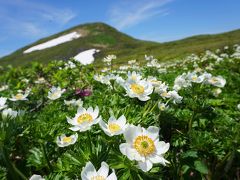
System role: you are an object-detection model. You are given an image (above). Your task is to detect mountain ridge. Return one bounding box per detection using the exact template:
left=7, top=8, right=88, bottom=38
left=0, top=22, right=240, bottom=67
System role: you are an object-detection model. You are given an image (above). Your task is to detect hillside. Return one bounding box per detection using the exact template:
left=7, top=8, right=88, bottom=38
left=0, top=22, right=240, bottom=67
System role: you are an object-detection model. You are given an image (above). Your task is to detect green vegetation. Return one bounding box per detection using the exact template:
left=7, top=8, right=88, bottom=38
left=0, top=45, right=239, bottom=179
left=0, top=22, right=240, bottom=68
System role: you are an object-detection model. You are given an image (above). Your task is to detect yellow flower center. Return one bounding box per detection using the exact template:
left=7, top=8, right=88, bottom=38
left=91, top=176, right=105, bottom=180
left=161, top=92, right=168, bottom=97
left=131, top=84, right=144, bottom=94
left=15, top=93, right=24, bottom=100
left=62, top=136, right=72, bottom=143
left=134, top=135, right=155, bottom=156
left=191, top=76, right=197, bottom=81
left=77, top=113, right=93, bottom=125
left=108, top=123, right=121, bottom=133
left=51, top=92, right=59, bottom=98
left=159, top=105, right=165, bottom=111
left=210, top=78, right=218, bottom=83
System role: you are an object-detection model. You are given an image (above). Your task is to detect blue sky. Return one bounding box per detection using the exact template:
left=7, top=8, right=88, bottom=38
left=0, top=0, right=240, bottom=57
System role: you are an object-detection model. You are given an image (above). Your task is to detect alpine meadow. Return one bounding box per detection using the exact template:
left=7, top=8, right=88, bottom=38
left=0, top=1, right=240, bottom=180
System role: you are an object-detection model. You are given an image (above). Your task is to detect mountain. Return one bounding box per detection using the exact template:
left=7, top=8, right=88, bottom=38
left=0, top=22, right=240, bottom=67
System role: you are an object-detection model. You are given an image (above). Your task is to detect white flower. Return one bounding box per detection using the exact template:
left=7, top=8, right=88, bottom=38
left=47, top=86, right=65, bottom=100
left=65, top=61, right=76, bottom=69
left=9, top=91, right=29, bottom=101
left=187, top=72, right=204, bottom=83
left=201, top=72, right=212, bottom=82
left=56, top=133, right=78, bottom=147
left=123, top=80, right=153, bottom=101
left=67, top=106, right=101, bottom=132
left=173, top=74, right=190, bottom=91
left=154, top=82, right=168, bottom=94
left=168, top=91, right=183, bottom=104
left=2, top=108, right=18, bottom=119
left=35, top=77, right=46, bottom=84
left=159, top=91, right=171, bottom=99
left=120, top=125, right=170, bottom=172
left=29, top=174, right=45, bottom=180
left=103, top=54, right=116, bottom=63
left=147, top=76, right=163, bottom=87
left=64, top=99, right=83, bottom=107
left=237, top=104, right=240, bottom=111
left=0, top=85, right=9, bottom=92
left=126, top=71, right=142, bottom=83
left=212, top=88, right=222, bottom=97
left=128, top=59, right=136, bottom=65
left=99, top=115, right=127, bottom=136
left=158, top=102, right=168, bottom=111
left=81, top=161, right=117, bottom=180
left=0, top=97, right=7, bottom=110
left=145, top=55, right=155, bottom=61
left=21, top=78, right=29, bottom=83
left=207, top=76, right=226, bottom=87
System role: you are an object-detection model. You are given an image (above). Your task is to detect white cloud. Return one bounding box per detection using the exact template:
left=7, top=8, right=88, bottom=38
left=0, top=0, right=77, bottom=37
left=108, top=0, right=172, bottom=30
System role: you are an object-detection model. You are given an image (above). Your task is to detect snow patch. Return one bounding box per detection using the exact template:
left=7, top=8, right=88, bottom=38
left=74, top=49, right=100, bottom=65
left=23, top=32, right=81, bottom=54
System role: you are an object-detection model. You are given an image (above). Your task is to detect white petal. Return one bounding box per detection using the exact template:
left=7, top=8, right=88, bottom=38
left=117, top=115, right=126, bottom=127
left=106, top=171, right=117, bottom=180
left=97, top=162, right=109, bottom=178
left=108, top=116, right=116, bottom=124
left=93, top=106, right=99, bottom=118
left=145, top=126, right=159, bottom=141
left=138, top=160, right=153, bottom=172
left=138, top=95, right=150, bottom=101
left=81, top=162, right=96, bottom=180
left=124, top=125, right=141, bottom=144
left=87, top=107, right=93, bottom=114
left=69, top=126, right=80, bottom=131
left=149, top=155, right=170, bottom=165
left=156, top=141, right=170, bottom=155
left=77, top=107, right=86, bottom=114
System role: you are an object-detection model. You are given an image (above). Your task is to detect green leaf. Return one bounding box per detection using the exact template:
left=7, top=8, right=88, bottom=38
left=182, top=151, right=198, bottom=158
left=194, top=160, right=208, bottom=174
left=182, top=165, right=190, bottom=174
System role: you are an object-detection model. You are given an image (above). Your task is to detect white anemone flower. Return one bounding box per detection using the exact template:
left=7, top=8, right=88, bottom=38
left=120, top=125, right=170, bottom=172
left=0, top=97, right=7, bottom=110
left=207, top=76, right=226, bottom=88
left=237, top=104, right=240, bottom=111
left=81, top=161, right=117, bottom=180
left=154, top=82, right=168, bottom=94
left=99, top=115, right=127, bottom=136
left=159, top=91, right=171, bottom=99
left=34, top=77, right=46, bottom=84
left=56, top=133, right=78, bottom=147
left=64, top=99, right=83, bottom=107
left=2, top=108, right=18, bottom=119
left=126, top=71, right=142, bottom=83
left=9, top=91, right=29, bottom=101
left=0, top=85, right=8, bottom=92
left=67, top=106, right=101, bottom=132
left=29, top=174, right=45, bottom=180
left=123, top=80, right=153, bottom=101
left=158, top=102, right=168, bottom=111
left=47, top=86, right=65, bottom=100
left=147, top=76, right=163, bottom=87
left=212, top=88, right=222, bottom=97
left=168, top=91, right=183, bottom=104
left=174, top=74, right=191, bottom=90
left=187, top=72, right=204, bottom=83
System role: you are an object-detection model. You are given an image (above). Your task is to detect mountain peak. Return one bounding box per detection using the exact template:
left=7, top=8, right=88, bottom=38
left=0, top=22, right=240, bottom=67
